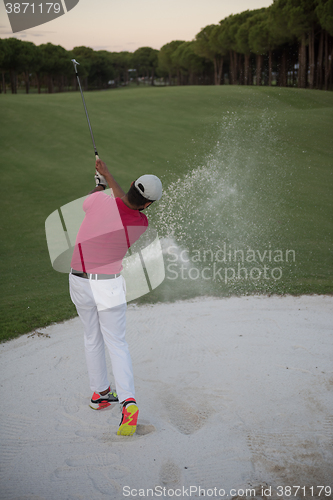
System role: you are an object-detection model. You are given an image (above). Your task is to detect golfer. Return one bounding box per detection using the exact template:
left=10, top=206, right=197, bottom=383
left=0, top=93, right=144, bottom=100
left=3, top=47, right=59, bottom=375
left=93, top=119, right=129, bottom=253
left=69, top=159, right=162, bottom=436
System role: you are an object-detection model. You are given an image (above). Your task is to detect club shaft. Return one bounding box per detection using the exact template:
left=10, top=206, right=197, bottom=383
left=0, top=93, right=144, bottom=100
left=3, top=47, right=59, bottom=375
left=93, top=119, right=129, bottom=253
left=73, top=67, right=99, bottom=159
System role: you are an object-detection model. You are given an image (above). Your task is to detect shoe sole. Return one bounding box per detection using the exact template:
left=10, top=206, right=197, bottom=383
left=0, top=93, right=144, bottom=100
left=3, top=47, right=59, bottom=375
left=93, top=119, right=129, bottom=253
left=90, top=401, right=116, bottom=410
left=117, top=404, right=139, bottom=436
left=89, top=401, right=119, bottom=410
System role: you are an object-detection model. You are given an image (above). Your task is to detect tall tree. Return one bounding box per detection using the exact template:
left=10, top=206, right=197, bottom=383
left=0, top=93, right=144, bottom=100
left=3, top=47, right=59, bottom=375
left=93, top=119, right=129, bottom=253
left=90, top=51, right=114, bottom=89
left=72, top=46, right=94, bottom=90
left=248, top=10, right=277, bottom=86
left=272, top=0, right=318, bottom=88
left=316, top=0, right=333, bottom=89
left=209, top=23, right=228, bottom=84
left=33, top=44, right=46, bottom=94
left=215, top=16, right=235, bottom=84
left=1, top=38, right=24, bottom=93
left=39, top=43, right=71, bottom=93
left=268, top=2, right=295, bottom=87
left=171, top=41, right=207, bottom=85
left=217, top=11, right=260, bottom=85
left=18, top=41, right=39, bottom=93
left=316, top=0, right=333, bottom=33
left=194, top=25, right=224, bottom=85
left=108, top=51, right=132, bottom=85
left=158, top=41, right=185, bottom=85
left=0, top=38, right=8, bottom=93
left=132, top=47, right=159, bottom=85
left=291, top=0, right=318, bottom=88
left=236, top=10, right=267, bottom=85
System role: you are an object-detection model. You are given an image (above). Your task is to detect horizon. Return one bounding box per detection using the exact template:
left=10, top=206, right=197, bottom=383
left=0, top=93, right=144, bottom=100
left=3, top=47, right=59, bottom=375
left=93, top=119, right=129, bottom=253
left=0, top=0, right=273, bottom=52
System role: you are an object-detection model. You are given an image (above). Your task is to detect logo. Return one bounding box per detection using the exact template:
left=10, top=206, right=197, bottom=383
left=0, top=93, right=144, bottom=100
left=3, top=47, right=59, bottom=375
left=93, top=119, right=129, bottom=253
left=45, top=190, right=165, bottom=303
left=3, top=0, right=80, bottom=33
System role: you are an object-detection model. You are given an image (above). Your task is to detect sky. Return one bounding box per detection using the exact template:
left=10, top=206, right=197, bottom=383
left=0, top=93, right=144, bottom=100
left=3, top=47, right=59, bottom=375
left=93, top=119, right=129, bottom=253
left=0, top=0, right=273, bottom=52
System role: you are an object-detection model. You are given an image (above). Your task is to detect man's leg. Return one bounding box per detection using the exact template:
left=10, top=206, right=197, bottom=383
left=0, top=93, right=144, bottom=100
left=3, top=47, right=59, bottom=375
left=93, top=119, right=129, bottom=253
left=99, top=304, right=138, bottom=435
left=76, top=305, right=110, bottom=394
left=90, top=276, right=138, bottom=434
left=69, top=273, right=110, bottom=394
left=98, top=302, right=135, bottom=404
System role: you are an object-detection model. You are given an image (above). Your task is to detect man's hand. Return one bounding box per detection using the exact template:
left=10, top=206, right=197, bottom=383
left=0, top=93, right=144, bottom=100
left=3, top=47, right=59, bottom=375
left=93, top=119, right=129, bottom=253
left=94, top=159, right=126, bottom=198
left=95, top=159, right=109, bottom=178
left=95, top=171, right=107, bottom=189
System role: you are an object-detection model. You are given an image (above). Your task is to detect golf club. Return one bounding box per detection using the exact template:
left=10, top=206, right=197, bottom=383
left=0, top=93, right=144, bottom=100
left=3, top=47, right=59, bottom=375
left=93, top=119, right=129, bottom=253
left=71, top=58, right=99, bottom=161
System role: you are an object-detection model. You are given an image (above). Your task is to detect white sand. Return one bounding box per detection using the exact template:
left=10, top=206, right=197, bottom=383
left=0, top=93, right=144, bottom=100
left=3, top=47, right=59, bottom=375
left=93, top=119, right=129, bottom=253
left=1, top=295, right=332, bottom=500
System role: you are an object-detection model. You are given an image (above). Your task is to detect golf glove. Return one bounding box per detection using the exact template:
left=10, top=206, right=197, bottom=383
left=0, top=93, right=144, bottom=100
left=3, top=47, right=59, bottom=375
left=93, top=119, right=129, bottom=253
left=95, top=172, right=107, bottom=189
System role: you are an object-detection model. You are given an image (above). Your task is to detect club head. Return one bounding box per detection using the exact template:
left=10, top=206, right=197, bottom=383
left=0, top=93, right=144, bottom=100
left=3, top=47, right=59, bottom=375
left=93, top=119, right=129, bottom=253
left=71, top=59, right=80, bottom=72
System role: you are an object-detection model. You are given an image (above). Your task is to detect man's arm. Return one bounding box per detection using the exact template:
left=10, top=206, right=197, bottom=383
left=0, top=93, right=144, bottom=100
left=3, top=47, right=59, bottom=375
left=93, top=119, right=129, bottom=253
left=88, top=185, right=105, bottom=195
left=95, top=159, right=126, bottom=198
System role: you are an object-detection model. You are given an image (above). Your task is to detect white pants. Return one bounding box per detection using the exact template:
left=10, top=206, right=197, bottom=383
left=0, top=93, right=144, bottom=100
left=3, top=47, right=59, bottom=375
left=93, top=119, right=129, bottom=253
left=69, top=273, right=135, bottom=402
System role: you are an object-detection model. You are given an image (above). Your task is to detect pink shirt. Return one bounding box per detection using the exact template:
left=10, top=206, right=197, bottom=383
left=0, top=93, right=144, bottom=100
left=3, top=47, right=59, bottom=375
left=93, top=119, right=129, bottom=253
left=71, top=192, right=148, bottom=274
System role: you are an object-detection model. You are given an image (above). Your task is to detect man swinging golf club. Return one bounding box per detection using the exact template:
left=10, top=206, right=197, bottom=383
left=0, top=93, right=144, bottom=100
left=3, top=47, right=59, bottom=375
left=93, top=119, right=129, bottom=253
left=69, top=159, right=162, bottom=436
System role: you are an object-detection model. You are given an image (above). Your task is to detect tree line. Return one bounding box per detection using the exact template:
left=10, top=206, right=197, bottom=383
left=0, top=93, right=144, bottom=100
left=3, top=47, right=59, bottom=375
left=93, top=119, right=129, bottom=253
left=0, top=0, right=332, bottom=93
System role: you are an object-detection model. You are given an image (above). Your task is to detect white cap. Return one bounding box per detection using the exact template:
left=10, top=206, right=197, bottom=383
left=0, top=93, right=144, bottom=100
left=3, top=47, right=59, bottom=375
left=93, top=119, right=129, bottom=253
left=134, top=174, right=163, bottom=201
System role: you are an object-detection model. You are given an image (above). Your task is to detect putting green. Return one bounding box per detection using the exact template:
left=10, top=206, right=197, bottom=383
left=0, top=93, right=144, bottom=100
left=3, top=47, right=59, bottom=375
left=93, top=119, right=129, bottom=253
left=1, top=85, right=332, bottom=340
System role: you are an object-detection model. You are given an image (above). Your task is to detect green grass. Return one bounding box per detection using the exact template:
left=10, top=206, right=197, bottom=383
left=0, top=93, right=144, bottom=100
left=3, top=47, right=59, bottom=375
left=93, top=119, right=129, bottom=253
left=1, top=85, right=332, bottom=341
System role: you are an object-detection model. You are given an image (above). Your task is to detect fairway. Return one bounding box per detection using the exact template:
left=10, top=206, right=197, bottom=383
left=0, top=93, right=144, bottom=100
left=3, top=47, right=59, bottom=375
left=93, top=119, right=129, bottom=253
left=0, top=85, right=332, bottom=340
